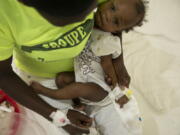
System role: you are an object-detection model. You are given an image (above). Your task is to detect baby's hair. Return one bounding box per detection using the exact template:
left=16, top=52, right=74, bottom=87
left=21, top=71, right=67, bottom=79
left=124, top=0, right=148, bottom=33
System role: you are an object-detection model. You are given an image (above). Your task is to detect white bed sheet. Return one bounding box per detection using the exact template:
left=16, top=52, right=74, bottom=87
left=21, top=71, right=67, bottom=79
left=123, top=30, right=180, bottom=135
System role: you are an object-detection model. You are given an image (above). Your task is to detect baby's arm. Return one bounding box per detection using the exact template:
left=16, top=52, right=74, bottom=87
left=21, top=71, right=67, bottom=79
left=101, top=55, right=118, bottom=89
left=101, top=55, right=130, bottom=108
left=113, top=53, right=131, bottom=89
left=31, top=82, right=108, bottom=102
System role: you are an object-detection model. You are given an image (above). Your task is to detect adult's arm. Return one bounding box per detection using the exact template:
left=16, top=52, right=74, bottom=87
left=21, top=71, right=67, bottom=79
left=0, top=57, right=56, bottom=120
left=0, top=57, right=92, bottom=134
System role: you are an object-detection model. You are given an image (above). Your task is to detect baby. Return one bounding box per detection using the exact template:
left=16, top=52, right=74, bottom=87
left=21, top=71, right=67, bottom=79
left=31, top=0, right=145, bottom=108
left=31, top=0, right=146, bottom=134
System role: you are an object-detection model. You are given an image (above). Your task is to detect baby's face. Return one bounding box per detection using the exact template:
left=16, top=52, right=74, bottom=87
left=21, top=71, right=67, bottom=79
left=95, top=0, right=140, bottom=33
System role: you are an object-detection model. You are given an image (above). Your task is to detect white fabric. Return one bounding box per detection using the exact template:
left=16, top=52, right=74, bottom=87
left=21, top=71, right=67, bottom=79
left=123, top=28, right=180, bottom=113
left=109, top=87, right=133, bottom=100
left=91, top=29, right=121, bottom=59
left=92, top=98, right=142, bottom=135
left=24, top=107, right=69, bottom=135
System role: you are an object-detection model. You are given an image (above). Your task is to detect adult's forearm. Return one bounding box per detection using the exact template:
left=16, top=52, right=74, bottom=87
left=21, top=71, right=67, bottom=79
left=0, top=73, right=56, bottom=120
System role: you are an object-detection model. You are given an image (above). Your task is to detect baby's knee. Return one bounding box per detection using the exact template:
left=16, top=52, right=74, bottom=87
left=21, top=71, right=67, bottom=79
left=56, top=72, right=75, bottom=88
left=83, top=83, right=108, bottom=102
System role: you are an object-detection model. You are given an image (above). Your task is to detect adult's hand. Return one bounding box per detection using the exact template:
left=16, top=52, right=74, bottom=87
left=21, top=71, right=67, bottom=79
left=63, top=109, right=92, bottom=135
left=67, top=109, right=92, bottom=129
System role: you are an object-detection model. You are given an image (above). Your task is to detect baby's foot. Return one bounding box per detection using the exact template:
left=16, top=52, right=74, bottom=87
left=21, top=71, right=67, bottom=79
left=116, top=95, right=129, bottom=108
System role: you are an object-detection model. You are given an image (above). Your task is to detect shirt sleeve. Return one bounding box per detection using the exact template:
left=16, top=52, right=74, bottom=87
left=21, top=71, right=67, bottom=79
left=90, top=29, right=121, bottom=59
left=0, top=23, right=14, bottom=61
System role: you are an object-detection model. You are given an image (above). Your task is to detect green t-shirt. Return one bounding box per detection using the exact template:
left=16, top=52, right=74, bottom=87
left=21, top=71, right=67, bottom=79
left=0, top=0, right=94, bottom=77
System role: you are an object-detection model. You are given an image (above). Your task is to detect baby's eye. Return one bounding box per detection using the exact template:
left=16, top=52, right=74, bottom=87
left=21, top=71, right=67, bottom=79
left=111, top=5, right=116, bottom=11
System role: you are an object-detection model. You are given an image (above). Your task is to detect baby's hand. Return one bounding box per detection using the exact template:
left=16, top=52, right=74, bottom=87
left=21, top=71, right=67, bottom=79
left=113, top=54, right=131, bottom=89
left=104, top=74, right=117, bottom=89
left=101, top=55, right=118, bottom=89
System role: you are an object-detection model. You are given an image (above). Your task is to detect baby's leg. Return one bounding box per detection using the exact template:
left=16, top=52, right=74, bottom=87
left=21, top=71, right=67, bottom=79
left=56, top=72, right=75, bottom=88
left=31, top=82, right=108, bottom=102
left=56, top=72, right=84, bottom=109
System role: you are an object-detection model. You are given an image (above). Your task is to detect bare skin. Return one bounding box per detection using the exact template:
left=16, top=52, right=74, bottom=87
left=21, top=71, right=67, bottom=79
left=102, top=54, right=131, bottom=90
left=101, top=55, right=118, bottom=89
left=113, top=53, right=131, bottom=89
left=31, top=81, right=108, bottom=102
